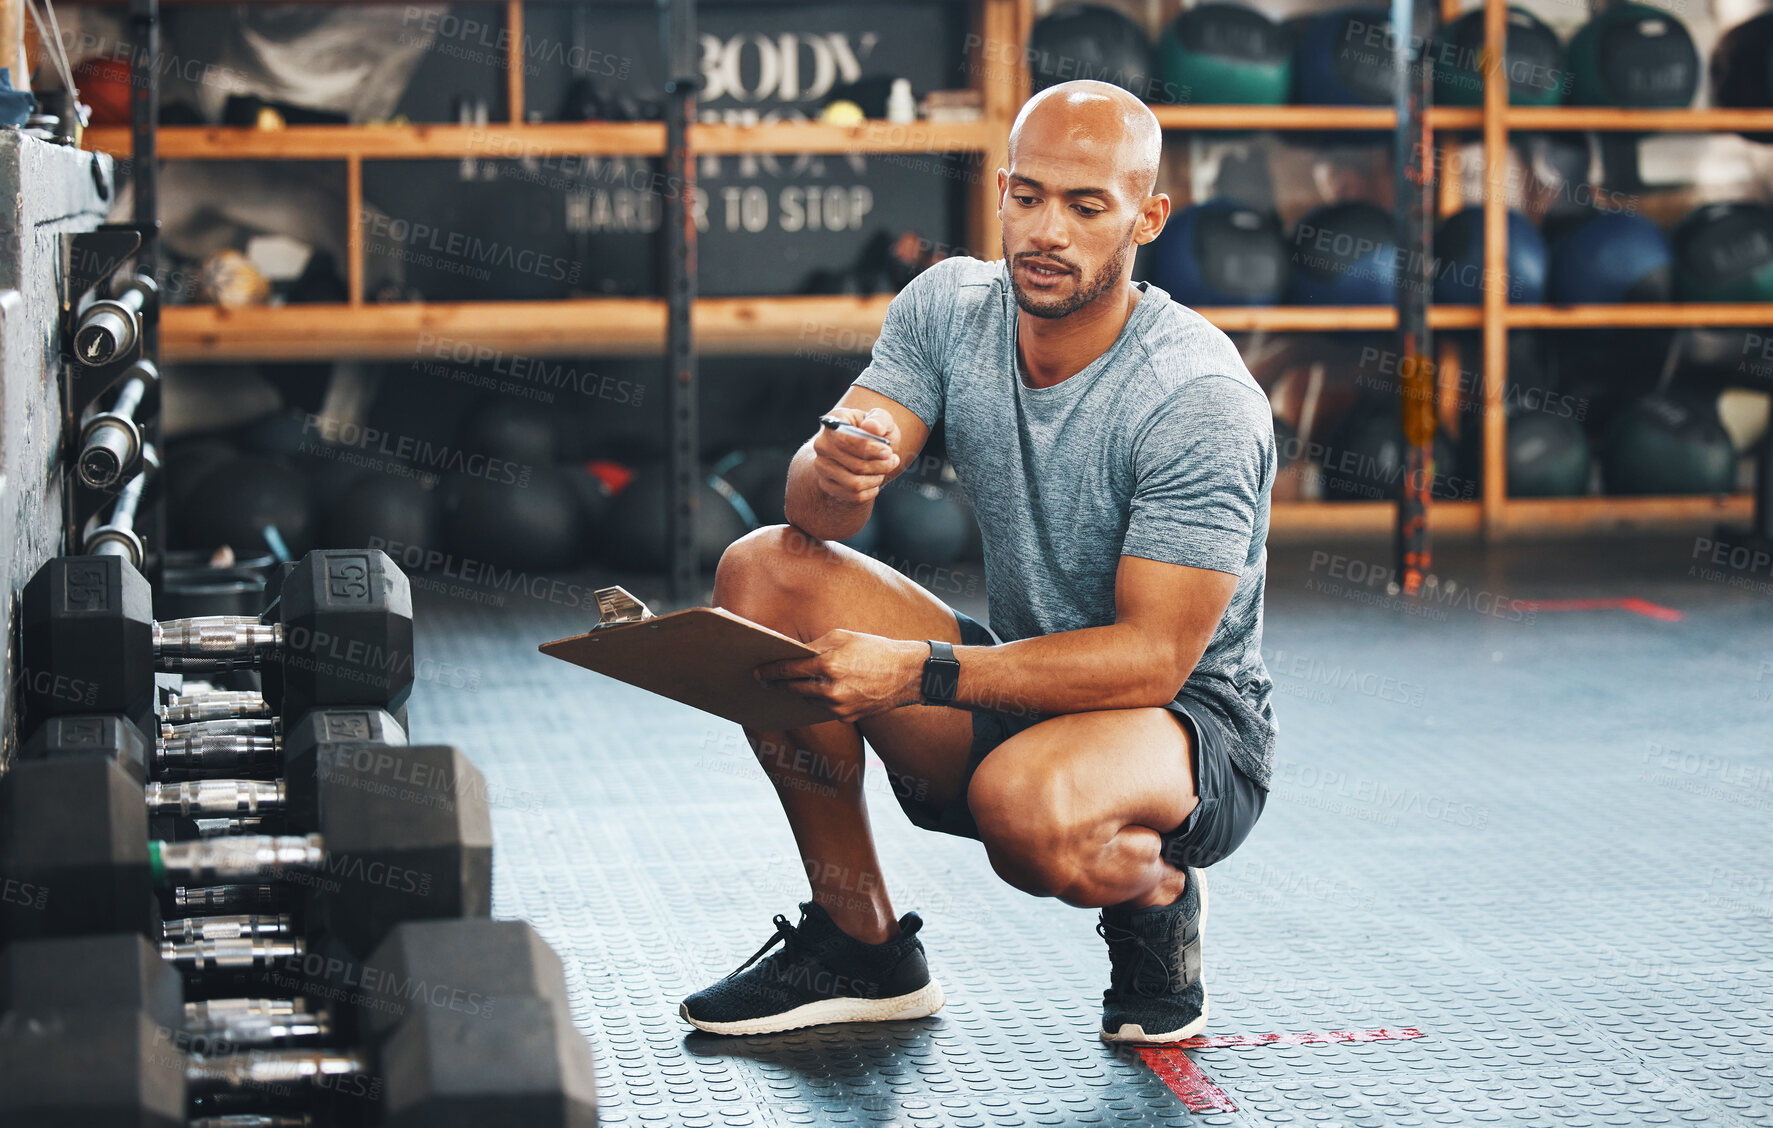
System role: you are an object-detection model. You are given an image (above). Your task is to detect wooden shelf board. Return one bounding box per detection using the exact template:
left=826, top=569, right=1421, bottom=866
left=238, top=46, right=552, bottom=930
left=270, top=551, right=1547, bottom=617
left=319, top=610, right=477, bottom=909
left=1506, top=107, right=1773, bottom=133
left=1270, top=495, right=1753, bottom=542
left=156, top=296, right=898, bottom=361
left=1506, top=304, right=1773, bottom=328
left=81, top=120, right=993, bottom=160
left=1148, top=106, right=1483, bottom=131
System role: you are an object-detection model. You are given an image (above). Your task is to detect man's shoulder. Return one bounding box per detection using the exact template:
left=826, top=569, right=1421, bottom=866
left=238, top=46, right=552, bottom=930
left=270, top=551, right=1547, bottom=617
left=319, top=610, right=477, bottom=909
left=902, top=254, right=1005, bottom=304
left=1127, top=283, right=1266, bottom=406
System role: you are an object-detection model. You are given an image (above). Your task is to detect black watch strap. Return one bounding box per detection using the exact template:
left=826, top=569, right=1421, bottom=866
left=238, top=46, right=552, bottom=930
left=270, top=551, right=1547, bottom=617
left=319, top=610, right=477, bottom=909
left=921, top=640, right=960, bottom=706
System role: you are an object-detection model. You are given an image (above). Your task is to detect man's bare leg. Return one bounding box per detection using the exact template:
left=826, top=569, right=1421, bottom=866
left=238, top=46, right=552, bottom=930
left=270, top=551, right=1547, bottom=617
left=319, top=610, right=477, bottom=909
left=712, top=525, right=976, bottom=943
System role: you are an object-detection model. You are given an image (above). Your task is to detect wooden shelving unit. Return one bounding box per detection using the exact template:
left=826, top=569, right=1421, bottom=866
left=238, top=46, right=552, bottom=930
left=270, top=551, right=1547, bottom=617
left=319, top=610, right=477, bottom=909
left=80, top=0, right=1770, bottom=540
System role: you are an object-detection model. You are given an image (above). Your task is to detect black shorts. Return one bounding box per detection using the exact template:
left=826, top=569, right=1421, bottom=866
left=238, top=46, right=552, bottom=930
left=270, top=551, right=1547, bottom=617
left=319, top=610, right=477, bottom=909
left=891, top=608, right=1267, bottom=871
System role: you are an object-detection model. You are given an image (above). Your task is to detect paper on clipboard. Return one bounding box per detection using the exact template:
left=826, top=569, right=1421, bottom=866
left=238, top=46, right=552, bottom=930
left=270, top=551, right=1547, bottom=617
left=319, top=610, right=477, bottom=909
left=538, top=586, right=841, bottom=730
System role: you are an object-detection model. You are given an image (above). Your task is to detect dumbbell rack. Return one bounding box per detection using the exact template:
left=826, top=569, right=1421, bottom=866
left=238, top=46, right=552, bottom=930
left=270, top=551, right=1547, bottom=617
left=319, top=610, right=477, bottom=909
left=2, top=549, right=597, bottom=1124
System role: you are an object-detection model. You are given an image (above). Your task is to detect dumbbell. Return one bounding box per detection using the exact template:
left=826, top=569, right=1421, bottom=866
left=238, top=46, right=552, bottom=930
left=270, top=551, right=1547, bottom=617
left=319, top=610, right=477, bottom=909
left=160, top=688, right=272, bottom=726
left=0, top=741, right=492, bottom=960
left=24, top=706, right=407, bottom=794
left=73, top=272, right=158, bottom=368
left=20, top=550, right=413, bottom=744
left=79, top=358, right=159, bottom=490
left=0, top=925, right=597, bottom=1127
left=84, top=445, right=161, bottom=570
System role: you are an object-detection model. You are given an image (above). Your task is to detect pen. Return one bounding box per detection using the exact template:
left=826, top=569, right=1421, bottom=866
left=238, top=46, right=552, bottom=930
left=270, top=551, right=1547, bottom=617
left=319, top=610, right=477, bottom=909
left=818, top=414, right=893, bottom=447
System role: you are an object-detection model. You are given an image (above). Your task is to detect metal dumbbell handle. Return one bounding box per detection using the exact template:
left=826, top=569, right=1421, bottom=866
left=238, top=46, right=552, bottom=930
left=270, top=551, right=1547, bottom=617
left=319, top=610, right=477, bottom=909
left=147, top=779, right=285, bottom=819
left=191, top=817, right=267, bottom=838
left=185, top=1049, right=367, bottom=1090
left=185, top=997, right=314, bottom=1026
left=161, top=691, right=272, bottom=725
left=151, top=833, right=323, bottom=885
left=161, top=936, right=304, bottom=973
left=153, top=618, right=285, bottom=671
left=185, top=1011, right=332, bottom=1046
left=77, top=363, right=153, bottom=490
left=87, top=464, right=150, bottom=568
left=71, top=275, right=155, bottom=368
left=191, top=1115, right=314, bottom=1128
left=163, top=913, right=292, bottom=943
left=160, top=717, right=276, bottom=741
left=171, top=884, right=283, bottom=914
left=155, top=729, right=281, bottom=776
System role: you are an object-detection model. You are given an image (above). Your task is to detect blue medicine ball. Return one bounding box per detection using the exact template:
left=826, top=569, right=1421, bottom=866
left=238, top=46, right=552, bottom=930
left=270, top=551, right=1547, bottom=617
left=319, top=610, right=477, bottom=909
left=1153, top=200, right=1290, bottom=306
left=1547, top=212, right=1672, bottom=304
left=1286, top=201, right=1398, bottom=305
left=1434, top=208, right=1548, bottom=304
left=1293, top=7, right=1395, bottom=105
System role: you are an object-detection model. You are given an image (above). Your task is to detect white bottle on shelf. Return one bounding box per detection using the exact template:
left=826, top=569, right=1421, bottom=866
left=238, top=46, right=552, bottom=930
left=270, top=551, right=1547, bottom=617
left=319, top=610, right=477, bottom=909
left=887, top=79, right=916, bottom=125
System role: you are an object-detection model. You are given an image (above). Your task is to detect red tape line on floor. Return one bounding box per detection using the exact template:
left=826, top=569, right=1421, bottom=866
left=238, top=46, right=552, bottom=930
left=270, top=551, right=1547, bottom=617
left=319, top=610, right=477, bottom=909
left=1137, top=1028, right=1425, bottom=1112
left=1510, top=597, right=1683, bottom=621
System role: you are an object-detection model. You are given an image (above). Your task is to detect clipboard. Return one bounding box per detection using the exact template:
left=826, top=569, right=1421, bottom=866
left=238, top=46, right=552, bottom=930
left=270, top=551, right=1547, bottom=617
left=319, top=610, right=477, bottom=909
left=537, top=586, right=841, bottom=730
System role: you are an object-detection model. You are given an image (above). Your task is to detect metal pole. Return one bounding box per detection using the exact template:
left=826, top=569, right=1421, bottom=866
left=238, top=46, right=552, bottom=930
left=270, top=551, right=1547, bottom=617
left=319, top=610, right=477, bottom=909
left=130, top=0, right=162, bottom=588
left=660, top=0, right=700, bottom=607
left=1392, top=0, right=1435, bottom=596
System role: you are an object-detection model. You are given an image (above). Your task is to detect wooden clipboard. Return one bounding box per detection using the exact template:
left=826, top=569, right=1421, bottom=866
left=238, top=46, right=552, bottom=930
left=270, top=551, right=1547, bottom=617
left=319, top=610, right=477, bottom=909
left=537, top=587, right=840, bottom=730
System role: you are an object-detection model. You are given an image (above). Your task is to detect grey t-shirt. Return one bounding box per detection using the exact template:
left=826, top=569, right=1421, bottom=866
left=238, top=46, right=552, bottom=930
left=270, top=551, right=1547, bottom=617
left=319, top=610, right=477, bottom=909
left=854, top=256, right=1278, bottom=788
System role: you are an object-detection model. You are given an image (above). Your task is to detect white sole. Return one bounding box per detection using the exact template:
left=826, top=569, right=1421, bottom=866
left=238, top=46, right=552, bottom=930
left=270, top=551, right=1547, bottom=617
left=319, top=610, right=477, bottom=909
left=1101, top=868, right=1210, bottom=1045
left=680, top=979, right=946, bottom=1036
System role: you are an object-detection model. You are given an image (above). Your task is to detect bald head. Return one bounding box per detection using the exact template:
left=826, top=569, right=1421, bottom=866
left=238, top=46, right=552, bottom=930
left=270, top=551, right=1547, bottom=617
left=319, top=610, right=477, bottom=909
left=1008, top=80, right=1163, bottom=200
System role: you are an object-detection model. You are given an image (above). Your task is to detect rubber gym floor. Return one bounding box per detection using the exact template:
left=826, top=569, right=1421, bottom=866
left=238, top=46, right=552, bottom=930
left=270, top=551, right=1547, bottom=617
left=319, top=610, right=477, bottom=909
left=405, top=535, right=1773, bottom=1128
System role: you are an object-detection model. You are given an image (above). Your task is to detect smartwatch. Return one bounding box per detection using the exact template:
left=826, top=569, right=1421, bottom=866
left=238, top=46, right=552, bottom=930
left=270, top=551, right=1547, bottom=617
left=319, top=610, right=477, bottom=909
left=921, top=640, right=960, bottom=706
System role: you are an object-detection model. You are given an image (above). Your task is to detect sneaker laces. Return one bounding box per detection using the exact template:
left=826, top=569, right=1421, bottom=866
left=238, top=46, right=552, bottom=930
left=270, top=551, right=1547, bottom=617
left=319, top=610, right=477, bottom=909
left=723, top=914, right=801, bottom=981
left=1097, top=916, right=1183, bottom=998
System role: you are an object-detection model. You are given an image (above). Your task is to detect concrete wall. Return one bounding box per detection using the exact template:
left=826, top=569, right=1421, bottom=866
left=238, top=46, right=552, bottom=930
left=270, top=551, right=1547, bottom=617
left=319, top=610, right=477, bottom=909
left=0, top=132, right=115, bottom=763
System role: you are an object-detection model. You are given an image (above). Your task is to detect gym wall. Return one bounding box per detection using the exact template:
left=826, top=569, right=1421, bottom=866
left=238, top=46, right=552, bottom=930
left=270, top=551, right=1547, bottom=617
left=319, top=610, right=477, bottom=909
left=0, top=133, right=114, bottom=765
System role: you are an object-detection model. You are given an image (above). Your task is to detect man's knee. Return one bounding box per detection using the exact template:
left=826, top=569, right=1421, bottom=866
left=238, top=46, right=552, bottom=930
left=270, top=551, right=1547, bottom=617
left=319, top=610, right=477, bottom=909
left=714, top=524, right=837, bottom=607
left=968, top=757, right=1087, bottom=900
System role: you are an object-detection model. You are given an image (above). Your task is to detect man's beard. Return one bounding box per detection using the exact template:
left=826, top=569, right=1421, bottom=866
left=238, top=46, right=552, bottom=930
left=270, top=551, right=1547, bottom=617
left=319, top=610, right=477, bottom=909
left=1003, top=228, right=1134, bottom=319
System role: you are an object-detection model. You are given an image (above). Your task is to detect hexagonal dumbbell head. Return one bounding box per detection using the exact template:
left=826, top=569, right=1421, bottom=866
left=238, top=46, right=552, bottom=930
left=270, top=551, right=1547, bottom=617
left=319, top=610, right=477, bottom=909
left=20, top=713, right=151, bottom=784
left=0, top=934, right=183, bottom=1031
left=358, top=918, right=572, bottom=1043
left=263, top=550, right=414, bottom=723
left=20, top=555, right=156, bottom=740
left=380, top=997, right=598, bottom=1128
left=0, top=757, right=155, bottom=942
left=0, top=1007, right=186, bottom=1128
left=311, top=745, right=492, bottom=957
left=281, top=707, right=409, bottom=827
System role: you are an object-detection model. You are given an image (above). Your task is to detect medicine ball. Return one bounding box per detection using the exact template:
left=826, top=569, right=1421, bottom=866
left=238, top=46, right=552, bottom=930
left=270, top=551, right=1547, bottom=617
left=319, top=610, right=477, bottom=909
left=1434, top=7, right=1566, bottom=107
left=439, top=468, right=589, bottom=572
left=165, top=439, right=239, bottom=518
left=599, top=463, right=757, bottom=572
left=875, top=478, right=975, bottom=566
left=180, top=455, right=316, bottom=559
left=1028, top=4, right=1157, bottom=101
left=1602, top=395, right=1736, bottom=494
left=1434, top=208, right=1548, bottom=305
left=1153, top=200, right=1290, bottom=306
left=1507, top=410, right=1592, bottom=497
left=1547, top=212, right=1672, bottom=304
left=1293, top=8, right=1395, bottom=106
left=1672, top=202, right=1773, bottom=303
left=456, top=397, right=559, bottom=465
left=1711, top=12, right=1773, bottom=142
left=1286, top=202, right=1399, bottom=305
left=1321, top=407, right=1465, bottom=501
left=710, top=445, right=800, bottom=528
left=1157, top=3, right=1291, bottom=106
left=323, top=472, right=439, bottom=555
left=1568, top=3, right=1698, bottom=108
left=1675, top=326, right=1773, bottom=393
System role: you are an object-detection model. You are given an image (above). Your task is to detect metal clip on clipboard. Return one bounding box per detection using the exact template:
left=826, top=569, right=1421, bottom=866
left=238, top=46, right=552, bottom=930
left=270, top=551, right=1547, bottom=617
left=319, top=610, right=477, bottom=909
left=590, top=586, right=657, bottom=630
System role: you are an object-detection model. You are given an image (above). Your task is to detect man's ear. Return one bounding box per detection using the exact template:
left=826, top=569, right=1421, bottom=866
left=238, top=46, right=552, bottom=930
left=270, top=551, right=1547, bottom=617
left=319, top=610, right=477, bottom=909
left=1133, top=193, right=1172, bottom=246
left=995, top=168, right=1009, bottom=219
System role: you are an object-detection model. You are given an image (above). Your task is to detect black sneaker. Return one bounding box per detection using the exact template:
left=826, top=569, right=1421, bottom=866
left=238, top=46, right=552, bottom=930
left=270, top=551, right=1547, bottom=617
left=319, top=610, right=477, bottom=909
left=1097, top=867, right=1209, bottom=1043
left=679, top=901, right=946, bottom=1035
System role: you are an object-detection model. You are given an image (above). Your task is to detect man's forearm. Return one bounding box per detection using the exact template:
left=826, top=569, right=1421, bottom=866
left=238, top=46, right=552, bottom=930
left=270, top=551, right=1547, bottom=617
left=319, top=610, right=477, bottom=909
left=784, top=444, right=871, bottom=541
left=938, top=625, right=1188, bottom=718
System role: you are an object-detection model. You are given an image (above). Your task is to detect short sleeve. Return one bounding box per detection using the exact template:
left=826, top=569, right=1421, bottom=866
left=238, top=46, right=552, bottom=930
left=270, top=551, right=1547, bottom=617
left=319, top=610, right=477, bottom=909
left=850, top=259, right=959, bottom=429
left=1121, top=378, right=1274, bottom=575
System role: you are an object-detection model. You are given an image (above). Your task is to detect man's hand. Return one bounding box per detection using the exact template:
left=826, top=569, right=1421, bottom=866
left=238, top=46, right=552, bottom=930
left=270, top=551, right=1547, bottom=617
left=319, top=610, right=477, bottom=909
left=811, top=407, right=901, bottom=505
left=754, top=630, right=928, bottom=723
